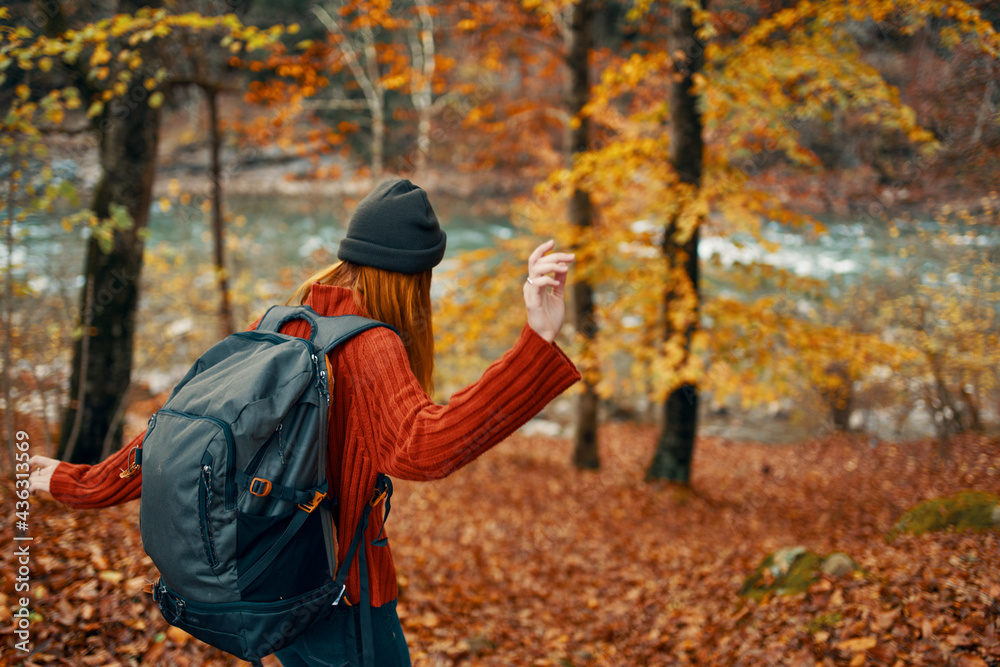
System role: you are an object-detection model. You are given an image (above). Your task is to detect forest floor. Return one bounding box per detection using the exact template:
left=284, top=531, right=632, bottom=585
left=2, top=423, right=999, bottom=666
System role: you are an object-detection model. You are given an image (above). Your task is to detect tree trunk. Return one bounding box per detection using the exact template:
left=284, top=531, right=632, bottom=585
left=310, top=8, right=385, bottom=180
left=567, top=0, right=599, bottom=469
left=412, top=3, right=435, bottom=175
left=361, top=26, right=384, bottom=180
left=58, top=85, right=161, bottom=464
left=3, top=149, right=15, bottom=474
left=206, top=86, right=234, bottom=339
left=571, top=191, right=599, bottom=470
left=371, top=102, right=385, bottom=180
left=647, top=1, right=704, bottom=484
left=821, top=361, right=853, bottom=431
left=416, top=111, right=431, bottom=176
left=959, top=385, right=983, bottom=433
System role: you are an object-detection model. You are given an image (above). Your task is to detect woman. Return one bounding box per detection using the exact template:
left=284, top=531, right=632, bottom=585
left=30, top=178, right=580, bottom=666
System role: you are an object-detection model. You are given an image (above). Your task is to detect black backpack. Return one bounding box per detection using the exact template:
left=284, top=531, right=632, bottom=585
left=129, top=305, right=395, bottom=664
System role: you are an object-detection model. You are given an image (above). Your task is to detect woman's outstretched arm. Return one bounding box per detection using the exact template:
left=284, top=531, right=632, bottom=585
left=351, top=241, right=580, bottom=480
left=29, top=430, right=144, bottom=508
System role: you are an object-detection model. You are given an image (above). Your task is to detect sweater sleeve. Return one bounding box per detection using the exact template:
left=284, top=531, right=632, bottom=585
left=49, top=431, right=144, bottom=509
left=349, top=323, right=580, bottom=480
left=50, top=319, right=266, bottom=509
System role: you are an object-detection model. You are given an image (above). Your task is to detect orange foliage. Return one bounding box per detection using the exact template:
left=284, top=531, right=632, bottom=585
left=438, top=0, right=1000, bottom=423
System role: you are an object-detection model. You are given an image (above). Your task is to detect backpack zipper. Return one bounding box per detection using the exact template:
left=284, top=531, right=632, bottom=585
left=312, top=354, right=330, bottom=405
left=199, top=451, right=218, bottom=567
left=156, top=409, right=237, bottom=510
left=156, top=578, right=339, bottom=615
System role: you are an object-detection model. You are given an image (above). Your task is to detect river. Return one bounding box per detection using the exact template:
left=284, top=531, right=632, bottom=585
left=9, top=192, right=999, bottom=444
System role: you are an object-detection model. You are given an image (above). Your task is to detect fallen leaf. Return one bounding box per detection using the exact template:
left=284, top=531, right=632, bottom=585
left=873, top=607, right=901, bottom=632
left=838, top=636, right=878, bottom=652
left=167, top=625, right=191, bottom=647
left=123, top=576, right=146, bottom=597
left=98, top=570, right=124, bottom=584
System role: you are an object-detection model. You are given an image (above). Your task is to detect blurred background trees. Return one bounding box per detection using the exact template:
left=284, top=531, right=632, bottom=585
left=1, top=2, right=284, bottom=463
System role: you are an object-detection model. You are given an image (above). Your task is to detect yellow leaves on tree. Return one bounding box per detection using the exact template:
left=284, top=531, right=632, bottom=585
left=0, top=8, right=288, bottom=143
left=439, top=0, right=1000, bottom=424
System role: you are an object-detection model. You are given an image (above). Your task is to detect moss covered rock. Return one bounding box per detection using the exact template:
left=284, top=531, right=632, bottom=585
left=888, top=490, right=1000, bottom=541
left=739, top=547, right=859, bottom=601
left=820, top=552, right=857, bottom=577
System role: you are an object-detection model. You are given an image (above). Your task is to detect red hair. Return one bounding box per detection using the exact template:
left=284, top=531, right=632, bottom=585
left=289, top=261, right=435, bottom=394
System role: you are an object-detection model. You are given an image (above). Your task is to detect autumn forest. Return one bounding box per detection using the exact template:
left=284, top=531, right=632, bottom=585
left=2, top=0, right=1000, bottom=665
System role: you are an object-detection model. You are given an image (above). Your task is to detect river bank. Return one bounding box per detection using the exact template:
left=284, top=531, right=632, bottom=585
left=22, top=135, right=1000, bottom=447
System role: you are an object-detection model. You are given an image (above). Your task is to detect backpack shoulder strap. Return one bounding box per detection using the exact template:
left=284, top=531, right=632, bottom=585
left=257, top=305, right=398, bottom=354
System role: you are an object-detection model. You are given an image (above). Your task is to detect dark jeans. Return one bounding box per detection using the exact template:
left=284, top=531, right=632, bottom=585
left=274, top=599, right=411, bottom=667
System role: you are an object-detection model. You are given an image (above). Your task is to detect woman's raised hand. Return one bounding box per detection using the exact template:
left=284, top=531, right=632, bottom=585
left=523, top=240, right=575, bottom=344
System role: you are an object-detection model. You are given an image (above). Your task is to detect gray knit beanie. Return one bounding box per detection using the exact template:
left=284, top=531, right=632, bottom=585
left=337, top=179, right=447, bottom=274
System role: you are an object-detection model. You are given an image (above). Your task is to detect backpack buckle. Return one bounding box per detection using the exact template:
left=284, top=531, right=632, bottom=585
left=299, top=490, right=326, bottom=513
left=119, top=447, right=142, bottom=479
left=370, top=486, right=388, bottom=508
left=250, top=477, right=272, bottom=497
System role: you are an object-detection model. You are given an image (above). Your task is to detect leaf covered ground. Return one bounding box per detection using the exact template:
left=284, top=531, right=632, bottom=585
left=2, top=424, right=999, bottom=666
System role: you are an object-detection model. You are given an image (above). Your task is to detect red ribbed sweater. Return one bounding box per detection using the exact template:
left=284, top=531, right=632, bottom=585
left=50, top=285, right=580, bottom=607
